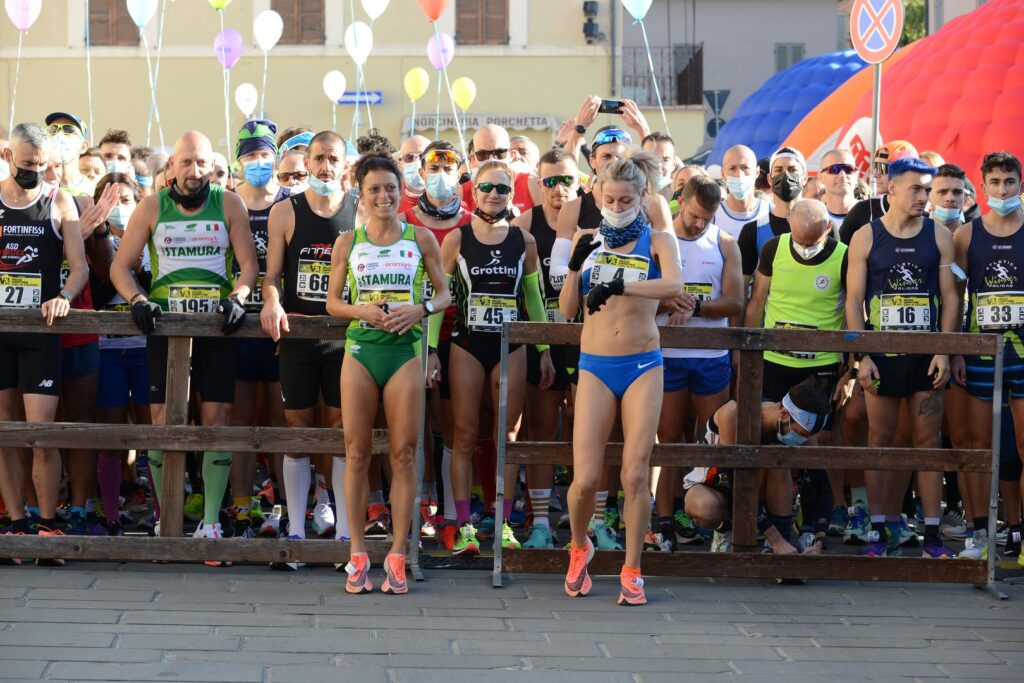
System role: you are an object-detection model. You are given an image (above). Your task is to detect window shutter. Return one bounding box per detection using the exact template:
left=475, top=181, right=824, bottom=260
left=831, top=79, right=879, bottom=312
left=483, top=0, right=508, bottom=45
left=113, top=1, right=139, bottom=46
left=456, top=0, right=483, bottom=45
left=298, top=0, right=324, bottom=45
left=674, top=44, right=703, bottom=106
left=89, top=0, right=112, bottom=46
left=273, top=0, right=299, bottom=45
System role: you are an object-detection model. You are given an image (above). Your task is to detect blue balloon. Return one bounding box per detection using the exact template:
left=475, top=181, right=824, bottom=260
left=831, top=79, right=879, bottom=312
left=708, top=50, right=867, bottom=166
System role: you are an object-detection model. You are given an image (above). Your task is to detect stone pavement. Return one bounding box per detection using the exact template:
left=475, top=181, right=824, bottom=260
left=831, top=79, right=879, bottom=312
left=0, top=563, right=1022, bottom=682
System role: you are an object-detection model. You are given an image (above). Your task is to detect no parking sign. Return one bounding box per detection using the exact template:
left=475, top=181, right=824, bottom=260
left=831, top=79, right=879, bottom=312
left=851, top=0, right=904, bottom=64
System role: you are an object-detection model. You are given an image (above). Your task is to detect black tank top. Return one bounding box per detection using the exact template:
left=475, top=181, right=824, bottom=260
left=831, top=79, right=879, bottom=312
left=865, top=218, right=941, bottom=333
left=966, top=216, right=1024, bottom=335
left=452, top=224, right=526, bottom=337
left=578, top=192, right=602, bottom=229
left=530, top=207, right=559, bottom=301
left=239, top=186, right=290, bottom=311
left=0, top=189, right=64, bottom=307
left=283, top=191, right=354, bottom=315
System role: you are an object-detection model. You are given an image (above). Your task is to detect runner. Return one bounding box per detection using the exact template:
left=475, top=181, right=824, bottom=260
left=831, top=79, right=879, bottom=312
left=396, top=134, right=431, bottom=214
left=559, top=151, right=683, bottom=605
left=845, top=157, right=959, bottom=558
left=434, top=159, right=551, bottom=555
left=458, top=124, right=540, bottom=214
left=738, top=146, right=807, bottom=281
left=713, top=144, right=770, bottom=240
left=641, top=132, right=677, bottom=200
left=818, top=149, right=858, bottom=236
left=325, top=152, right=450, bottom=594
left=110, top=130, right=258, bottom=560
left=839, top=141, right=919, bottom=245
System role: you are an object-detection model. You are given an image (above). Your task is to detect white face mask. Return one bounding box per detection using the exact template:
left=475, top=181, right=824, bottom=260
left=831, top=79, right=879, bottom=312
left=0, top=158, right=8, bottom=182
left=105, top=159, right=131, bottom=175
left=792, top=240, right=825, bottom=260
left=56, top=135, right=83, bottom=164
left=600, top=205, right=640, bottom=228
left=402, top=163, right=425, bottom=192
left=725, top=174, right=756, bottom=200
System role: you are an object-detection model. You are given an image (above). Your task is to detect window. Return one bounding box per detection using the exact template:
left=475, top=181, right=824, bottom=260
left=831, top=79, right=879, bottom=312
left=622, top=44, right=703, bottom=107
left=456, top=0, right=509, bottom=45
left=273, top=0, right=324, bottom=45
left=774, top=43, right=806, bottom=72
left=674, top=44, right=703, bottom=106
left=88, top=0, right=139, bottom=47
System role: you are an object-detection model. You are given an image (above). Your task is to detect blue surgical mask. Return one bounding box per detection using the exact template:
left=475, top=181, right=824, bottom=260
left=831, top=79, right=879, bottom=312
left=403, top=163, right=425, bottom=192
left=776, top=419, right=808, bottom=446
left=931, top=205, right=962, bottom=223
left=426, top=172, right=457, bottom=201
left=988, top=194, right=1022, bottom=217
left=243, top=159, right=274, bottom=188
left=657, top=175, right=672, bottom=191
left=108, top=204, right=133, bottom=229
left=725, top=174, right=756, bottom=200
left=308, top=174, right=340, bottom=197
left=105, top=159, right=131, bottom=175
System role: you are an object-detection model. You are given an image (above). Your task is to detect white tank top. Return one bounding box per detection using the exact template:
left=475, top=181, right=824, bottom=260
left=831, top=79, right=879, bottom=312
left=659, top=223, right=728, bottom=359
left=713, top=197, right=769, bottom=240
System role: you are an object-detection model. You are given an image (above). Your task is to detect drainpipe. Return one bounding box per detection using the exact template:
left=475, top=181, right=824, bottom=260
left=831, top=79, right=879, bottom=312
left=610, top=0, right=618, bottom=97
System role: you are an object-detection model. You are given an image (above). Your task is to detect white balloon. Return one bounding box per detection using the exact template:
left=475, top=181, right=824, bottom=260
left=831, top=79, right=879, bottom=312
left=322, top=70, right=347, bottom=103
left=343, top=22, right=374, bottom=66
left=234, top=83, right=259, bottom=118
left=253, top=10, right=283, bottom=52
left=360, top=0, right=389, bottom=20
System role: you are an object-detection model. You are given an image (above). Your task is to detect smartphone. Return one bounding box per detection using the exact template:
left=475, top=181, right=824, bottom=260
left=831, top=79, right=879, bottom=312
left=599, top=99, right=624, bottom=115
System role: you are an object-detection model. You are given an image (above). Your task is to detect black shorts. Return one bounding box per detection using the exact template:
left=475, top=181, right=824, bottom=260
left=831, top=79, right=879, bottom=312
left=278, top=338, right=344, bottom=410
left=435, top=339, right=453, bottom=400
left=869, top=353, right=935, bottom=398
left=235, top=338, right=280, bottom=383
left=451, top=332, right=520, bottom=375
left=147, top=336, right=237, bottom=404
left=762, top=359, right=839, bottom=430
left=61, top=342, right=100, bottom=381
left=0, top=332, right=61, bottom=396
left=527, top=344, right=580, bottom=391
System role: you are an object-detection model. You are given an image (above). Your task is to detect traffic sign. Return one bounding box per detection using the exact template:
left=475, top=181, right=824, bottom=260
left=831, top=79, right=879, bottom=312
left=850, top=0, right=904, bottom=64
left=338, top=91, right=383, bottom=106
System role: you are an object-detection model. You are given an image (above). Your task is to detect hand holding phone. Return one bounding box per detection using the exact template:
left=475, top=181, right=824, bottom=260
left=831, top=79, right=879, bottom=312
left=599, top=99, right=624, bottom=115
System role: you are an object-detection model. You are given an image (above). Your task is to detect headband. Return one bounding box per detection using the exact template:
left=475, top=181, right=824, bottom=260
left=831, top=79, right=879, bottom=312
left=782, top=393, right=827, bottom=435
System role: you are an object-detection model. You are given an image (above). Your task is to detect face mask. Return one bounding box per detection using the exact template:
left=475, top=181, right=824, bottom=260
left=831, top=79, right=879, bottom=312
left=600, top=205, right=640, bottom=229
left=776, top=419, right=808, bottom=446
left=0, top=159, right=8, bottom=182
left=931, top=205, right=962, bottom=223
left=469, top=167, right=479, bottom=182
left=725, top=174, right=756, bottom=200
left=243, top=159, right=274, bottom=188
left=167, top=178, right=211, bottom=210
left=403, top=163, right=425, bottom=192
left=12, top=165, right=43, bottom=190
left=657, top=175, right=672, bottom=191
left=290, top=181, right=309, bottom=194
left=771, top=171, right=802, bottom=202
left=56, top=135, right=82, bottom=164
left=792, top=240, right=825, bottom=260
left=426, top=172, right=457, bottom=202
left=136, top=175, right=153, bottom=188
left=308, top=174, right=340, bottom=197
left=105, top=159, right=131, bottom=175
left=988, top=194, right=1022, bottom=217
left=108, top=204, right=133, bottom=229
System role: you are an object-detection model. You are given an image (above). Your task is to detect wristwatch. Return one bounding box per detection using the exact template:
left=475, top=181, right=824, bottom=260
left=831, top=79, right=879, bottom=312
left=423, top=300, right=435, bottom=315
left=59, top=290, right=73, bottom=303
left=228, top=293, right=245, bottom=307
left=574, top=124, right=587, bottom=135
left=693, top=299, right=702, bottom=317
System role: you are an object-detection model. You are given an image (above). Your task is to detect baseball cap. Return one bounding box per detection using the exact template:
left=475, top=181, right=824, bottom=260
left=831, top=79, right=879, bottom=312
left=873, top=140, right=918, bottom=163
left=769, top=146, right=806, bottom=171
left=45, top=112, right=87, bottom=140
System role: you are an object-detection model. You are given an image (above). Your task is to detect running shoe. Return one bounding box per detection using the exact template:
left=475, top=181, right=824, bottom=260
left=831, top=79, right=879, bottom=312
left=270, top=534, right=306, bottom=571
left=438, top=521, right=457, bottom=551
left=183, top=493, right=204, bottom=522
left=105, top=521, right=124, bottom=536
left=256, top=479, right=276, bottom=505
left=420, top=500, right=436, bottom=537
left=420, top=515, right=437, bottom=538
left=556, top=512, right=571, bottom=529
left=1018, top=547, right=1024, bottom=568
left=897, top=514, right=920, bottom=547
left=475, top=515, right=495, bottom=540
left=827, top=505, right=848, bottom=537
left=672, top=511, right=702, bottom=545
left=657, top=518, right=677, bottom=552
left=522, top=524, right=555, bottom=549
left=843, top=503, right=870, bottom=545
left=249, top=499, right=266, bottom=526
left=957, top=530, right=988, bottom=560
left=66, top=510, right=87, bottom=536
left=123, top=487, right=148, bottom=513
left=884, top=524, right=902, bottom=557
left=344, top=552, right=373, bottom=594
left=859, top=530, right=887, bottom=557
left=711, top=529, right=732, bottom=553
left=193, top=522, right=228, bottom=567
left=1003, top=525, right=1022, bottom=558
left=501, top=521, right=521, bottom=549
left=365, top=503, right=390, bottom=538
left=618, top=571, right=647, bottom=606
left=940, top=520, right=969, bottom=541
left=35, top=526, right=66, bottom=567
left=564, top=537, right=594, bottom=597
left=453, top=523, right=480, bottom=556
left=312, top=502, right=336, bottom=539
left=381, top=553, right=408, bottom=595
left=232, top=517, right=256, bottom=539
left=604, top=508, right=622, bottom=532
left=995, top=525, right=1008, bottom=547
left=922, top=541, right=956, bottom=559
left=259, top=505, right=283, bottom=537
left=591, top=520, right=623, bottom=550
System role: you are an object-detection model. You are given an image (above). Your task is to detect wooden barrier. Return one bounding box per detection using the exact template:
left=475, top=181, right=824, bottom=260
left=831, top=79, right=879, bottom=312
left=492, top=322, right=1005, bottom=596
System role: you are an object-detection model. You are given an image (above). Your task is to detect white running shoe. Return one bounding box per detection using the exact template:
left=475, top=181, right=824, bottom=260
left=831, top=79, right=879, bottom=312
left=194, top=522, right=228, bottom=567
left=711, top=529, right=732, bottom=553
left=312, top=502, right=336, bottom=538
left=260, top=505, right=283, bottom=537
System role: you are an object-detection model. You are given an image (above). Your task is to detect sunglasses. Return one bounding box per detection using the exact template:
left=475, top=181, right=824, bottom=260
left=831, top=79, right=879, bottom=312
left=277, top=171, right=308, bottom=182
left=822, top=164, right=856, bottom=175
left=401, top=152, right=421, bottom=164
left=873, top=161, right=889, bottom=176
left=542, top=175, right=575, bottom=188
left=476, top=182, right=512, bottom=195
left=424, top=149, right=460, bottom=165
left=47, top=123, right=82, bottom=137
left=591, top=129, right=632, bottom=148
left=474, top=148, right=508, bottom=162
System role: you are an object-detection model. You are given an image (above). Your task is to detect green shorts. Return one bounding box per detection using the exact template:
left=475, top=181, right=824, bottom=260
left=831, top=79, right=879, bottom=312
left=345, top=338, right=419, bottom=390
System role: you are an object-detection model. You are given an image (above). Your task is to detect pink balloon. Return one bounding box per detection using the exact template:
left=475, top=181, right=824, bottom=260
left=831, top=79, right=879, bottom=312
left=4, top=0, right=42, bottom=32
left=214, top=28, right=244, bottom=69
left=426, top=32, right=454, bottom=71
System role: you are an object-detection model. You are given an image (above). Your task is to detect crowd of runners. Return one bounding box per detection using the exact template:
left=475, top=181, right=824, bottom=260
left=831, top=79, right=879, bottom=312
left=1, top=92, right=1023, bottom=606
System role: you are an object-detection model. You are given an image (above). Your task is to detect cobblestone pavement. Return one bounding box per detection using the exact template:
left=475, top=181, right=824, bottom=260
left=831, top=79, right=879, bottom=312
left=0, top=563, right=1022, bottom=681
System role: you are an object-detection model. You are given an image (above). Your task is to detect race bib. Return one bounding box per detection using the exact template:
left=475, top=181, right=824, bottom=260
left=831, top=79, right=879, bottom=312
left=545, top=297, right=566, bottom=323
left=0, top=273, right=42, bottom=308
left=60, top=260, right=70, bottom=290
left=976, top=291, right=1024, bottom=331
left=357, top=288, right=414, bottom=328
left=880, top=294, right=930, bottom=331
left=246, top=275, right=264, bottom=311
left=589, top=252, right=649, bottom=287
left=168, top=284, right=220, bottom=313
left=773, top=321, right=818, bottom=360
left=468, top=294, right=518, bottom=331
left=296, top=259, right=330, bottom=301
left=685, top=282, right=713, bottom=301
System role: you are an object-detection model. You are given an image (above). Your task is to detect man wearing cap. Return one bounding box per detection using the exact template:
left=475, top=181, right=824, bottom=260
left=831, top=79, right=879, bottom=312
left=839, top=140, right=919, bottom=245
left=714, top=144, right=770, bottom=241
left=44, top=113, right=92, bottom=196
left=737, top=147, right=807, bottom=283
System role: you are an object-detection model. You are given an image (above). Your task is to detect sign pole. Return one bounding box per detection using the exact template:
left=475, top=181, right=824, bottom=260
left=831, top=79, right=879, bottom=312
left=869, top=62, right=882, bottom=189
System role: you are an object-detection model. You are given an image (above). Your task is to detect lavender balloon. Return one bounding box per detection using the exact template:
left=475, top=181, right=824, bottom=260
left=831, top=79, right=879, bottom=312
left=214, top=28, right=243, bottom=69
left=426, top=32, right=454, bottom=71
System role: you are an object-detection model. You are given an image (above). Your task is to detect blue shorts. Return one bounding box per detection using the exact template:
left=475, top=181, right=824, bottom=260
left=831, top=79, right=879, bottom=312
left=61, top=342, right=100, bottom=381
left=965, top=350, right=1024, bottom=400
left=97, top=347, right=150, bottom=408
left=579, top=349, right=662, bottom=399
left=663, top=355, right=732, bottom=395
left=235, top=338, right=280, bottom=383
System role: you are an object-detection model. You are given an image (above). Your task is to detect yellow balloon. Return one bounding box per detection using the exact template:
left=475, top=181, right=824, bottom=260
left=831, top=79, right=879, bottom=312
left=209, top=0, right=232, bottom=9
left=451, top=77, right=477, bottom=111
left=404, top=68, right=430, bottom=102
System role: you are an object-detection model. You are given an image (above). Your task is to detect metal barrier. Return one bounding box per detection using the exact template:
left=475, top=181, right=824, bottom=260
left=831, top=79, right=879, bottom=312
left=0, top=309, right=428, bottom=579
left=493, top=322, right=1007, bottom=598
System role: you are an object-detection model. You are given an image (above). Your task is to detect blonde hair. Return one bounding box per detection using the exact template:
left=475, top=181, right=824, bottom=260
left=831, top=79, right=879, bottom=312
left=476, top=159, right=514, bottom=185
left=599, top=149, right=660, bottom=196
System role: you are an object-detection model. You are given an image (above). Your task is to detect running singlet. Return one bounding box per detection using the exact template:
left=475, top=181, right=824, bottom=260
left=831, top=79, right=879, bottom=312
left=714, top=197, right=770, bottom=240
left=530, top=206, right=579, bottom=323
left=402, top=208, right=470, bottom=340
left=658, top=224, right=727, bottom=359
left=966, top=217, right=1024, bottom=351
left=238, top=186, right=290, bottom=312
left=0, top=189, right=63, bottom=308
left=346, top=223, right=426, bottom=345
left=580, top=227, right=662, bottom=297
left=283, top=192, right=355, bottom=315
left=59, top=192, right=99, bottom=348
left=452, top=224, right=526, bottom=335
left=577, top=192, right=603, bottom=230
left=101, top=230, right=151, bottom=351
left=865, top=218, right=940, bottom=333
left=148, top=185, right=234, bottom=313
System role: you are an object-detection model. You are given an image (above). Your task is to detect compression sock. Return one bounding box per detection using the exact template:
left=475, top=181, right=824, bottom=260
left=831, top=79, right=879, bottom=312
left=202, top=452, right=232, bottom=526
left=282, top=456, right=311, bottom=538
left=455, top=500, right=471, bottom=526
left=97, top=458, right=121, bottom=525
left=314, top=473, right=330, bottom=507
left=594, top=491, right=608, bottom=527
left=331, top=456, right=351, bottom=540
left=147, top=450, right=165, bottom=509
left=870, top=515, right=886, bottom=539
left=442, top=446, right=455, bottom=521
left=529, top=488, right=552, bottom=529
left=503, top=497, right=514, bottom=521
left=925, top=517, right=942, bottom=544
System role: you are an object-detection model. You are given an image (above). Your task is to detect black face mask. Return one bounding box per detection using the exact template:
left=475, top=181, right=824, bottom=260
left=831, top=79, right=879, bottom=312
left=168, top=178, right=211, bottom=210
left=771, top=171, right=802, bottom=203
left=474, top=207, right=509, bottom=224
left=11, top=165, right=43, bottom=190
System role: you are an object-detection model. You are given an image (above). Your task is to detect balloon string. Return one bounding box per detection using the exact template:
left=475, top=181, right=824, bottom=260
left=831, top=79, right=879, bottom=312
left=260, top=50, right=269, bottom=118
left=8, top=32, right=22, bottom=135
left=434, top=77, right=441, bottom=140
left=639, top=19, right=670, bottom=137
left=332, top=104, right=337, bottom=135
left=433, top=23, right=466, bottom=162
left=219, top=10, right=232, bottom=168
left=153, top=0, right=168, bottom=149
left=84, top=0, right=94, bottom=141
left=141, top=32, right=163, bottom=150
left=409, top=100, right=415, bottom=139
left=364, top=19, right=375, bottom=130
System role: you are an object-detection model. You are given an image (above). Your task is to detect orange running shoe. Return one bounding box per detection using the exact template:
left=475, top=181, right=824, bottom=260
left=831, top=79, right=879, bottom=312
left=381, top=552, right=408, bottom=595
left=438, top=521, right=457, bottom=550
left=618, top=567, right=647, bottom=606
left=36, top=526, right=66, bottom=567
left=564, top=537, right=594, bottom=597
left=345, top=552, right=373, bottom=594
